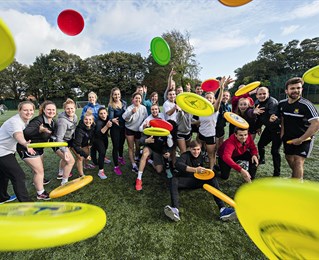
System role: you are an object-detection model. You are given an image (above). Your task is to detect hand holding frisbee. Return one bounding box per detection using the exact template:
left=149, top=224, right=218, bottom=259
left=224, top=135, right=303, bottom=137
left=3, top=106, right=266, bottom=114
left=28, top=142, right=68, bottom=148
left=194, top=169, right=215, bottom=180
left=0, top=19, right=16, bottom=71
left=302, top=65, right=319, bottom=84
left=286, top=137, right=311, bottom=144
left=150, top=37, right=171, bottom=66
left=235, top=81, right=260, bottom=96
left=57, top=9, right=84, bottom=36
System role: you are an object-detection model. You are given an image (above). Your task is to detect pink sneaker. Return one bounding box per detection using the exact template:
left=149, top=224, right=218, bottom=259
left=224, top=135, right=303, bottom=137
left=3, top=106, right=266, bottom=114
left=114, top=166, right=122, bottom=175
left=98, top=170, right=107, bottom=180
left=84, top=163, right=96, bottom=169
left=135, top=179, right=142, bottom=191
left=118, top=157, right=126, bottom=165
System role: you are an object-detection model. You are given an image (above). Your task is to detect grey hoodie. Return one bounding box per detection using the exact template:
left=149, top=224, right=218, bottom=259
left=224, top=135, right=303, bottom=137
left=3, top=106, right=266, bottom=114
left=54, top=112, right=78, bottom=151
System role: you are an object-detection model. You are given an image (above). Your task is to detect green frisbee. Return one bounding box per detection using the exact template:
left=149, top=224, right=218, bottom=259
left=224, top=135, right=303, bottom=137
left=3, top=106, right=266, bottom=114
left=150, top=37, right=171, bottom=66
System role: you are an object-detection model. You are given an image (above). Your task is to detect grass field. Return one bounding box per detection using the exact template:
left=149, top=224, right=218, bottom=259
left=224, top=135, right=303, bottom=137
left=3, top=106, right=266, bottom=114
left=0, top=108, right=319, bottom=259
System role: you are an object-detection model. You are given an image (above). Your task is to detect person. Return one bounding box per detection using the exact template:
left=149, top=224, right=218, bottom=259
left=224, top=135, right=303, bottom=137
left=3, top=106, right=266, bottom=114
left=176, top=107, right=193, bottom=154
left=16, top=100, right=57, bottom=200
left=54, top=98, right=77, bottom=185
left=254, top=86, right=282, bottom=177
left=176, top=85, right=184, bottom=95
left=122, top=92, right=148, bottom=173
left=71, top=111, right=97, bottom=179
left=0, top=101, right=35, bottom=203
left=218, top=127, right=259, bottom=183
left=164, top=140, right=236, bottom=222
left=142, top=85, right=159, bottom=115
left=108, top=87, right=127, bottom=176
left=163, top=68, right=176, bottom=102
left=278, top=77, right=319, bottom=179
left=91, top=107, right=113, bottom=177
left=80, top=91, right=102, bottom=121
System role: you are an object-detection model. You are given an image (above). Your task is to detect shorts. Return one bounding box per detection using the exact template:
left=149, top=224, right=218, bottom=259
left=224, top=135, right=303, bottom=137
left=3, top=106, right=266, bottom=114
left=177, top=132, right=192, bottom=141
left=198, top=132, right=216, bottom=145
left=145, top=148, right=166, bottom=167
left=215, top=125, right=225, bottom=138
left=52, top=139, right=73, bottom=153
left=125, top=127, right=141, bottom=139
left=283, top=139, right=313, bottom=158
left=17, top=145, right=44, bottom=160
left=191, top=124, right=199, bottom=134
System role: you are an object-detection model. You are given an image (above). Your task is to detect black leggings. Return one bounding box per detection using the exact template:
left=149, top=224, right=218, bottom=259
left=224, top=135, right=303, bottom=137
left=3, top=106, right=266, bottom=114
left=91, top=138, right=108, bottom=170
left=0, top=154, right=31, bottom=202
left=110, top=126, right=125, bottom=167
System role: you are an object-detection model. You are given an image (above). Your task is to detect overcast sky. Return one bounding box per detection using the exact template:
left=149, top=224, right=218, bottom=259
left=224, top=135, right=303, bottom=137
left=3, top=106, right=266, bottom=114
left=1, top=0, right=319, bottom=82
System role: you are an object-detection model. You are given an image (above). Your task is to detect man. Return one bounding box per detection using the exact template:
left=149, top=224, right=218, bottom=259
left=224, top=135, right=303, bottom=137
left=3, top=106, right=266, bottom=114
left=164, top=140, right=236, bottom=222
left=278, top=77, right=319, bottom=179
left=254, top=86, right=282, bottom=177
left=218, top=127, right=259, bottom=183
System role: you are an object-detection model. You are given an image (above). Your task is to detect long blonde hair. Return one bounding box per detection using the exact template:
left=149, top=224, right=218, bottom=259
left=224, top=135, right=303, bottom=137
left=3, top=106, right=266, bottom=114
left=108, top=87, right=122, bottom=109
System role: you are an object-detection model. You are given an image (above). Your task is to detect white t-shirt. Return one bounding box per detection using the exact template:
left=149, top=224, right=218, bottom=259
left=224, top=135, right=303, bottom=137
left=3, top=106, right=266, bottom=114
left=163, top=100, right=177, bottom=121
left=0, top=114, right=27, bottom=156
left=199, top=112, right=219, bottom=137
left=139, top=113, right=165, bottom=132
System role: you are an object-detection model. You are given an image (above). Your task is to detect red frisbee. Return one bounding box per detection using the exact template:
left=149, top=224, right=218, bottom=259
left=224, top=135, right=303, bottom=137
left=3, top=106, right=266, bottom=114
left=149, top=119, right=173, bottom=132
left=57, top=9, right=84, bottom=36
left=201, top=78, right=220, bottom=92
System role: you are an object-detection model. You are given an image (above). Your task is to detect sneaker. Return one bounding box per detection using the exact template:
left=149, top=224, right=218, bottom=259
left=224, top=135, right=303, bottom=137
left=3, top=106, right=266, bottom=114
left=98, top=170, right=107, bottom=180
left=135, top=179, right=142, bottom=191
left=259, top=159, right=265, bottom=165
left=84, top=163, right=96, bottom=169
left=104, top=157, right=111, bottom=164
left=220, top=208, right=237, bottom=221
left=236, top=160, right=249, bottom=171
left=43, top=178, right=50, bottom=185
left=114, top=166, right=122, bottom=175
left=57, top=172, right=72, bottom=179
left=118, top=157, right=126, bottom=165
left=164, top=205, right=180, bottom=221
left=132, top=166, right=139, bottom=173
left=37, top=191, right=51, bottom=201
left=134, top=156, right=140, bottom=163
left=0, top=195, right=17, bottom=205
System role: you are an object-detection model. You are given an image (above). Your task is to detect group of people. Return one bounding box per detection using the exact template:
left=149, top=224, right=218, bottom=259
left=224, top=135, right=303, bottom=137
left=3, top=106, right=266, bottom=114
left=0, top=74, right=318, bottom=223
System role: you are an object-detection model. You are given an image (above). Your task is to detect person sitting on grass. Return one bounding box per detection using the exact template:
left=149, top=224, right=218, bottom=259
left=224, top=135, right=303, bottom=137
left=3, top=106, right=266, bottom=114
left=217, top=127, right=259, bottom=183
left=164, top=140, right=236, bottom=222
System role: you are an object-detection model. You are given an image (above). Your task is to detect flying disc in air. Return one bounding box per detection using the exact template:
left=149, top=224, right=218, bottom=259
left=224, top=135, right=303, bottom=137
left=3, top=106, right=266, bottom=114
left=201, top=78, right=220, bottom=92
left=224, top=112, right=249, bottom=129
left=0, top=19, right=16, bottom=71
left=28, top=142, right=68, bottom=148
left=302, top=65, right=319, bottom=85
left=149, top=119, right=173, bottom=131
left=194, top=169, right=215, bottom=180
left=286, top=137, right=311, bottom=144
left=150, top=37, right=171, bottom=66
left=143, top=127, right=170, bottom=137
left=235, top=81, right=260, bottom=96
left=57, top=9, right=84, bottom=36
left=218, top=0, right=252, bottom=7
left=235, top=178, right=319, bottom=259
left=50, top=175, right=93, bottom=199
left=0, top=202, right=106, bottom=251
left=176, top=92, right=214, bottom=117
left=203, top=184, right=236, bottom=208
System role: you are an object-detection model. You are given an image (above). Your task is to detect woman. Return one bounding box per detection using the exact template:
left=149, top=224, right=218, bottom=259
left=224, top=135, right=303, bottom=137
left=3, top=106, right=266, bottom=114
left=108, top=87, right=127, bottom=175
left=122, top=92, right=148, bottom=173
left=17, top=100, right=57, bottom=200
left=0, top=101, right=35, bottom=203
left=176, top=108, right=193, bottom=154
left=80, top=91, right=101, bottom=121
left=54, top=98, right=77, bottom=185
left=91, top=107, right=112, bottom=178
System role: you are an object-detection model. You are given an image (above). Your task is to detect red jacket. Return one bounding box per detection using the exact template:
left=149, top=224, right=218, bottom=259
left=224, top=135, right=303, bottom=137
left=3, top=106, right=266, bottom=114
left=218, top=133, right=258, bottom=172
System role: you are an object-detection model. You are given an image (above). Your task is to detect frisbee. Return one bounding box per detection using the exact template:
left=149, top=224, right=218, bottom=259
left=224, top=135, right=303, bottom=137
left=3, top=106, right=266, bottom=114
left=203, top=184, right=236, bottom=208
left=143, top=127, right=170, bottom=137
left=224, top=112, right=249, bottom=129
left=176, top=92, right=214, bottom=117
left=57, top=9, right=84, bottom=36
left=235, top=81, right=260, bottom=96
left=302, top=65, right=319, bottom=85
left=50, top=175, right=93, bottom=199
left=0, top=19, right=16, bottom=71
left=28, top=142, right=68, bottom=148
left=218, top=0, right=252, bottom=7
left=287, top=137, right=311, bottom=144
left=194, top=169, right=215, bottom=180
left=150, top=37, right=171, bottom=66
left=235, top=178, right=319, bottom=259
left=149, top=119, right=173, bottom=131
left=0, top=202, right=106, bottom=251
left=201, top=78, right=220, bottom=92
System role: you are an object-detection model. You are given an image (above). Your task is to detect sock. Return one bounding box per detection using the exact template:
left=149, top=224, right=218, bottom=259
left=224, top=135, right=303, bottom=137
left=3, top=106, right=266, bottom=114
left=61, top=178, right=68, bottom=185
left=58, top=169, right=63, bottom=175
left=137, top=171, right=143, bottom=180
left=37, top=189, right=45, bottom=195
left=132, top=163, right=137, bottom=168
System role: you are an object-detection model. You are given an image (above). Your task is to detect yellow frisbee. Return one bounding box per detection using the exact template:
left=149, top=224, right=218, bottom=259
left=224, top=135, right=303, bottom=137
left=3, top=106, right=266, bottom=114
left=302, top=65, right=319, bottom=85
left=176, top=92, right=214, bottom=117
left=0, top=19, right=16, bottom=71
left=194, top=169, right=215, bottom=180
left=224, top=112, right=249, bottom=129
left=50, top=175, right=93, bottom=199
left=203, top=184, right=236, bottom=208
left=218, top=0, right=252, bottom=7
left=28, top=142, right=68, bottom=148
left=235, top=81, right=260, bottom=96
left=143, top=127, right=170, bottom=137
left=0, top=202, right=106, bottom=251
left=287, top=137, right=311, bottom=144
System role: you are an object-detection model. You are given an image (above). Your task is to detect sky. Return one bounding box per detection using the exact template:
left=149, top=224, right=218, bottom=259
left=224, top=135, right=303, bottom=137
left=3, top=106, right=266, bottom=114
left=1, top=0, right=319, bottom=82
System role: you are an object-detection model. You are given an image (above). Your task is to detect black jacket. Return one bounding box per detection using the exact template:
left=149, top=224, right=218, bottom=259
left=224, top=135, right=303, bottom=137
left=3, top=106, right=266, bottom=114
left=255, top=96, right=281, bottom=131
left=23, top=114, right=56, bottom=142
left=175, top=151, right=204, bottom=177
left=72, top=120, right=95, bottom=158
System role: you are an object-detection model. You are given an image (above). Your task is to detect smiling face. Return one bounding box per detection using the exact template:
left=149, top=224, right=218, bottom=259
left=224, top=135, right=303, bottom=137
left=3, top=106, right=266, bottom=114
left=112, top=89, right=121, bottom=102
left=43, top=104, right=56, bottom=119
left=256, top=87, right=269, bottom=102
left=235, top=129, right=248, bottom=144
left=222, top=91, right=230, bottom=103
left=238, top=99, right=250, bottom=112
left=167, top=90, right=176, bottom=102
left=190, top=145, right=201, bottom=158
left=64, top=103, right=75, bottom=117
left=285, top=83, right=303, bottom=101
left=19, top=103, right=35, bottom=122
left=98, top=109, right=108, bottom=121
left=151, top=93, right=158, bottom=104
left=132, top=93, right=142, bottom=106
left=83, top=115, right=94, bottom=127
left=205, top=92, right=215, bottom=104
left=88, top=93, right=97, bottom=104
left=151, top=105, right=159, bottom=117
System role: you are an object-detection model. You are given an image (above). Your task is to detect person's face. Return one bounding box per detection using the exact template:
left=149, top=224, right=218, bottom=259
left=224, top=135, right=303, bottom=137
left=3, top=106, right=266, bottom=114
left=136, top=87, right=143, bottom=95
left=83, top=115, right=94, bottom=127
left=133, top=94, right=142, bottom=106
left=285, top=83, right=303, bottom=100
left=222, top=92, right=230, bottom=103
left=205, top=93, right=215, bottom=104
left=98, top=109, right=108, bottom=120
left=19, top=104, right=34, bottom=121
left=112, top=90, right=121, bottom=101
left=238, top=100, right=249, bottom=112
left=195, top=87, right=203, bottom=95
left=256, top=88, right=269, bottom=102
left=151, top=94, right=158, bottom=103
left=190, top=145, right=201, bottom=158
left=176, top=87, right=183, bottom=95
left=167, top=91, right=176, bottom=102
left=235, top=130, right=248, bottom=144
left=65, top=103, right=75, bottom=117
left=88, top=94, right=96, bottom=104
left=151, top=106, right=159, bottom=117
left=43, top=104, right=56, bottom=119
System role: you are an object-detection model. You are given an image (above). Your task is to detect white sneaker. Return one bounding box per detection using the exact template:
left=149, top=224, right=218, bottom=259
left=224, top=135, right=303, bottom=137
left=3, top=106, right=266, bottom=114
left=164, top=205, right=180, bottom=221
